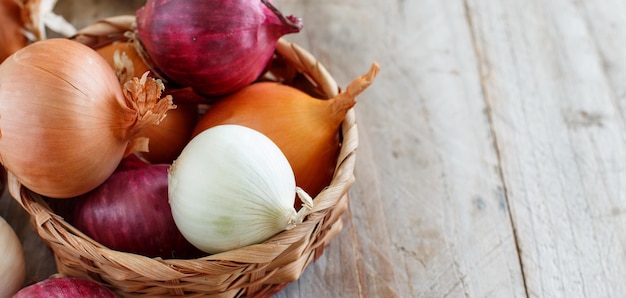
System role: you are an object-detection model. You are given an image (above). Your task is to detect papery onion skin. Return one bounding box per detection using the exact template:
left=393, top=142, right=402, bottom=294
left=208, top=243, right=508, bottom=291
left=64, top=155, right=204, bottom=259
left=0, top=38, right=174, bottom=198
left=135, top=0, right=303, bottom=96
left=0, top=216, right=25, bottom=298
left=169, top=124, right=299, bottom=254
left=12, top=277, right=117, bottom=298
left=191, top=63, right=380, bottom=203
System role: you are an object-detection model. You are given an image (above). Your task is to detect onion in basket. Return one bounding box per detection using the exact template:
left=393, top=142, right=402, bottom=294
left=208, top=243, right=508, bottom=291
left=12, top=277, right=116, bottom=297
left=168, top=124, right=313, bottom=254
left=63, top=155, right=204, bottom=259
left=0, top=38, right=174, bottom=198
left=135, top=0, right=303, bottom=95
left=134, top=101, right=199, bottom=164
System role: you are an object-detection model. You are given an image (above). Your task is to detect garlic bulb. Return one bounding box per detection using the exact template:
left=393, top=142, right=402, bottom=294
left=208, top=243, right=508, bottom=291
left=168, top=124, right=313, bottom=254
left=0, top=216, right=25, bottom=297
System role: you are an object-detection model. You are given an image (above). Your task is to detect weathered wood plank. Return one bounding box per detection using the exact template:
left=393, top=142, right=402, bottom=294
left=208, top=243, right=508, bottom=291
left=466, top=0, right=626, bottom=296
left=578, top=1, right=626, bottom=114
left=275, top=0, right=526, bottom=297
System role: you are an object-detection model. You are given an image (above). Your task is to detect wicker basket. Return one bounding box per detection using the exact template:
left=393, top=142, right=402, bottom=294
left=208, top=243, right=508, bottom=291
left=8, top=16, right=361, bottom=297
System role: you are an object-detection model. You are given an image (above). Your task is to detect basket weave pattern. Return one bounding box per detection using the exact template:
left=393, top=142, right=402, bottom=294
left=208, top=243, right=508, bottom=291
left=8, top=16, right=357, bottom=297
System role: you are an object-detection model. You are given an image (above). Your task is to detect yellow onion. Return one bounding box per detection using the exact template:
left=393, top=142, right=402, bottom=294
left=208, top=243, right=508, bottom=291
left=193, top=63, right=380, bottom=204
left=0, top=216, right=25, bottom=297
left=136, top=102, right=199, bottom=164
left=0, top=38, right=174, bottom=198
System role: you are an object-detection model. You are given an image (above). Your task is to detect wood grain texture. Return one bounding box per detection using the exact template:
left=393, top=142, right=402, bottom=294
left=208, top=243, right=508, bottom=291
left=466, top=0, right=626, bottom=296
left=5, top=0, right=626, bottom=297
left=274, top=0, right=526, bottom=297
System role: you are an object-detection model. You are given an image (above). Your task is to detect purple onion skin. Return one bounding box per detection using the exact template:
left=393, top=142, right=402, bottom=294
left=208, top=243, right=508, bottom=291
left=136, top=0, right=303, bottom=96
left=12, top=277, right=117, bottom=298
left=66, top=155, right=204, bottom=259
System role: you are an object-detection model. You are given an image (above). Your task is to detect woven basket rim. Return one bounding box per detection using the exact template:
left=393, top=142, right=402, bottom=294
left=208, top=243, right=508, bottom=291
left=8, top=15, right=361, bottom=297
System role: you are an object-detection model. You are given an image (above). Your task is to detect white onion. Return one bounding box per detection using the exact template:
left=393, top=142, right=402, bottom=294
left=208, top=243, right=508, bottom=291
left=0, top=216, right=25, bottom=297
left=168, top=124, right=313, bottom=254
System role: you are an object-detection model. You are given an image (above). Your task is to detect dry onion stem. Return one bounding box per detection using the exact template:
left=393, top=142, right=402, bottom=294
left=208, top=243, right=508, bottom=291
left=114, top=49, right=136, bottom=84
left=18, top=0, right=77, bottom=40
left=123, top=72, right=175, bottom=155
left=1, top=0, right=77, bottom=62
left=124, top=72, right=173, bottom=129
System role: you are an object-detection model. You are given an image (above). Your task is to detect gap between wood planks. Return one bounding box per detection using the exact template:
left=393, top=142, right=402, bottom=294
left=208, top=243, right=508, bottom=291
left=461, top=0, right=530, bottom=297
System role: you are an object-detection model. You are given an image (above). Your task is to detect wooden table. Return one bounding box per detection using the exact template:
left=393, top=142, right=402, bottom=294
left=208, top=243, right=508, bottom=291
left=2, top=0, right=626, bottom=296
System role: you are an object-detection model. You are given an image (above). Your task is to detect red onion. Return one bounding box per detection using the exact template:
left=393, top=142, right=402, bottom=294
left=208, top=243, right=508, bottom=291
left=13, top=277, right=117, bottom=298
left=62, top=155, right=204, bottom=259
left=135, top=0, right=303, bottom=96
